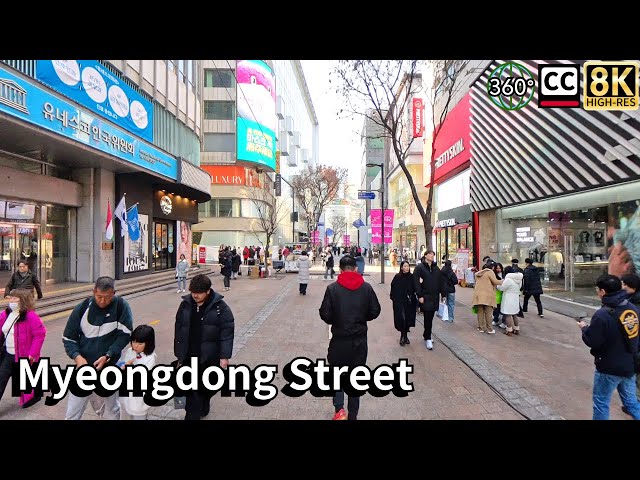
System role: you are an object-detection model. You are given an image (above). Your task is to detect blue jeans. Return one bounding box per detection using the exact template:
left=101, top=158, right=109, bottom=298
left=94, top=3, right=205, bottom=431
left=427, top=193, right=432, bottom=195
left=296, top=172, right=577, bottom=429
left=446, top=293, right=456, bottom=321
left=593, top=371, right=640, bottom=420
left=177, top=277, right=186, bottom=290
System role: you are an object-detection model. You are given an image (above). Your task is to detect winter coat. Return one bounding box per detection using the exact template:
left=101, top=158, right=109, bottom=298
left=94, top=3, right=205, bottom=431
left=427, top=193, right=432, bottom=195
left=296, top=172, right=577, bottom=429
left=175, top=259, right=189, bottom=279
left=0, top=308, right=46, bottom=405
left=413, top=261, right=443, bottom=312
left=221, top=253, right=232, bottom=277
left=296, top=255, right=310, bottom=283
left=581, top=289, right=640, bottom=377
left=325, top=254, right=334, bottom=269
left=523, top=265, right=543, bottom=295
left=471, top=268, right=502, bottom=308
left=4, top=271, right=43, bottom=299
left=319, top=271, right=381, bottom=367
left=497, top=272, right=524, bottom=315
left=118, top=346, right=157, bottom=416
left=440, top=267, right=459, bottom=294
left=390, top=272, right=417, bottom=331
left=174, top=289, right=234, bottom=367
left=231, top=254, right=241, bottom=273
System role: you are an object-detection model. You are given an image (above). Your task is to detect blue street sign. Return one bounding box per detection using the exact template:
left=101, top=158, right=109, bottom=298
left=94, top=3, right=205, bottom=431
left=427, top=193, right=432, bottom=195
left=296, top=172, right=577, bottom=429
left=358, top=191, right=376, bottom=200
left=325, top=228, right=334, bottom=237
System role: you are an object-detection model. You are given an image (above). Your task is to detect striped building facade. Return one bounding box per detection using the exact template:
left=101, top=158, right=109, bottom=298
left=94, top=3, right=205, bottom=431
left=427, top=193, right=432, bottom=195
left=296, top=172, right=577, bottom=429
left=469, top=60, right=640, bottom=301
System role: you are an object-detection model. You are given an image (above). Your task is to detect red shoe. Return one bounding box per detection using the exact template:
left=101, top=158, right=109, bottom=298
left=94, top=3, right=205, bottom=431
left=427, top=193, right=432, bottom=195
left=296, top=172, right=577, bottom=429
left=332, top=408, right=347, bottom=420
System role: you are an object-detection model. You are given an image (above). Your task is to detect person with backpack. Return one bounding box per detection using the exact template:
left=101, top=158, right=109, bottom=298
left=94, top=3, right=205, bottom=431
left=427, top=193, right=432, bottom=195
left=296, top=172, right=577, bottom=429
left=62, top=276, right=133, bottom=420
left=577, top=274, right=640, bottom=420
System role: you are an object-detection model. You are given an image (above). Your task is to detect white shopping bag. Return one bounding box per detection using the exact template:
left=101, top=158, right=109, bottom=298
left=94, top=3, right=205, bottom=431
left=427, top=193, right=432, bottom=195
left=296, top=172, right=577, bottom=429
left=437, top=300, right=449, bottom=321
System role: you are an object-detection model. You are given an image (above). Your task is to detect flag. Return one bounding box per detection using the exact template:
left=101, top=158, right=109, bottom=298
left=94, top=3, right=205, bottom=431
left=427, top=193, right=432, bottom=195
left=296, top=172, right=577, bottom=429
left=105, top=199, right=113, bottom=240
left=126, top=204, right=140, bottom=242
left=352, top=218, right=365, bottom=228
left=113, top=195, right=127, bottom=237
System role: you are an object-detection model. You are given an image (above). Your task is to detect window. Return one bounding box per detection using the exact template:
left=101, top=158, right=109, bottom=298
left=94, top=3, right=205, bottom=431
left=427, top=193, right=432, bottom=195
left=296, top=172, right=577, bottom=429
left=178, top=60, right=186, bottom=84
left=204, top=101, right=235, bottom=120
left=204, top=69, right=234, bottom=88
left=203, top=133, right=235, bottom=152
left=187, top=60, right=194, bottom=87
left=218, top=199, right=233, bottom=217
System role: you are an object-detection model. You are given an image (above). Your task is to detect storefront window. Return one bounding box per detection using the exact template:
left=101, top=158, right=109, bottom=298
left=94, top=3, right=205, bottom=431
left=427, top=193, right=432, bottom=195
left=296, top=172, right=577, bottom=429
left=497, top=200, right=640, bottom=305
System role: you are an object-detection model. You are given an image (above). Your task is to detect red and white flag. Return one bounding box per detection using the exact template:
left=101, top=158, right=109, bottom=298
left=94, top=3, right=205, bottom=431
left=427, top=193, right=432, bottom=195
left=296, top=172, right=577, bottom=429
left=105, top=199, right=114, bottom=240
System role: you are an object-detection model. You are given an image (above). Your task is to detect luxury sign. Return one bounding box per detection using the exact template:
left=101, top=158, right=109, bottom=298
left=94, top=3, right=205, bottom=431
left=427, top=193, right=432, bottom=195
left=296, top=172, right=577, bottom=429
left=412, top=97, right=424, bottom=138
left=435, top=139, right=465, bottom=169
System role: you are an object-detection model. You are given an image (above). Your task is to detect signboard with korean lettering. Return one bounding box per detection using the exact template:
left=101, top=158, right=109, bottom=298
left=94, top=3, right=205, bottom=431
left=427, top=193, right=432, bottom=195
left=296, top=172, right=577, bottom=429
left=36, top=60, right=154, bottom=143
left=371, top=209, right=394, bottom=244
left=236, top=60, right=276, bottom=171
left=0, top=65, right=177, bottom=180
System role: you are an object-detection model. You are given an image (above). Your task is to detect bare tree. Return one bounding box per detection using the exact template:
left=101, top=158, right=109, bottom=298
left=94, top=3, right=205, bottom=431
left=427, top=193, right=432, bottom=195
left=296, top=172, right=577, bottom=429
left=291, top=165, right=348, bottom=243
left=329, top=213, right=348, bottom=246
left=333, top=60, right=469, bottom=250
left=247, top=186, right=288, bottom=274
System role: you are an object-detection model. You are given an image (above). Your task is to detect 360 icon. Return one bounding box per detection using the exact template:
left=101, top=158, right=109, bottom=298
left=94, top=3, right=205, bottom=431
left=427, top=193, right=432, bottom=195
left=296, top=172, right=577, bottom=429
left=487, top=62, right=536, bottom=111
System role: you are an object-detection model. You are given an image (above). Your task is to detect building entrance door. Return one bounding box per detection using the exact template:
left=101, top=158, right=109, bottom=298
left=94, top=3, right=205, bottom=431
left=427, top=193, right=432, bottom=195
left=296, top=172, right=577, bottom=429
left=0, top=223, right=40, bottom=289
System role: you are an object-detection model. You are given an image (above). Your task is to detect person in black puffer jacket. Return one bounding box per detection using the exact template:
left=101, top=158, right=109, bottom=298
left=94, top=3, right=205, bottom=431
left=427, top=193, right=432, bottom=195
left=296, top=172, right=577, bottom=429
left=174, top=274, right=235, bottom=420
left=522, top=258, right=544, bottom=317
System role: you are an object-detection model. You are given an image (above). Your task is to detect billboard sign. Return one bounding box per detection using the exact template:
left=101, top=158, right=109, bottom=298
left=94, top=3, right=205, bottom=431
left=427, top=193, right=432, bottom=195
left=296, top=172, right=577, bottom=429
left=236, top=60, right=276, bottom=171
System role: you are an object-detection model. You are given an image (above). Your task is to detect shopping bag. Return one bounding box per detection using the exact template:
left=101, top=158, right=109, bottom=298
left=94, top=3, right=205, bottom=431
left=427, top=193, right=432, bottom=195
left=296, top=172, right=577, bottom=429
left=440, top=300, right=449, bottom=321
left=472, top=305, right=478, bottom=315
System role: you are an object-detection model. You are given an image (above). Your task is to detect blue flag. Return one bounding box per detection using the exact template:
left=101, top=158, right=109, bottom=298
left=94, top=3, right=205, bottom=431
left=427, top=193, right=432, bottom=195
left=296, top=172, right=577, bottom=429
left=126, top=204, right=141, bottom=242
left=352, top=218, right=365, bottom=228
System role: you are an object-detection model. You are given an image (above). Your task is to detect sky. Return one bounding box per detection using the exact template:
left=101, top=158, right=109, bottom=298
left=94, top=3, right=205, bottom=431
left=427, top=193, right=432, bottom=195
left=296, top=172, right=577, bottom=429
left=299, top=60, right=363, bottom=188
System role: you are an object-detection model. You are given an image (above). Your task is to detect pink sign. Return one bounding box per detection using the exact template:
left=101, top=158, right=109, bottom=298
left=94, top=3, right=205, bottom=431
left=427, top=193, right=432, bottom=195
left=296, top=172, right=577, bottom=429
left=371, top=209, right=394, bottom=244
left=311, top=230, right=319, bottom=244
left=343, top=234, right=350, bottom=246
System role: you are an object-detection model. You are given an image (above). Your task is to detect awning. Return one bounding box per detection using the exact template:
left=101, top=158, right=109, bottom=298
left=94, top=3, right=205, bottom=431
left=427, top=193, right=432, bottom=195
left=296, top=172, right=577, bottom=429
left=453, top=223, right=470, bottom=230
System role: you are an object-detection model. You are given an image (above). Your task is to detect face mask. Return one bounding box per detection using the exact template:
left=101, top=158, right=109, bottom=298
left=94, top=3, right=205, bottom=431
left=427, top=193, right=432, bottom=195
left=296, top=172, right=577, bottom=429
left=9, top=302, right=19, bottom=311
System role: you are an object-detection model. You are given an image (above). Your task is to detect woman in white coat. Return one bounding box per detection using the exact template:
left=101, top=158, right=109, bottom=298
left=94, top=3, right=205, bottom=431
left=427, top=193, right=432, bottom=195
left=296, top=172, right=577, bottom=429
left=497, top=272, right=524, bottom=336
left=297, top=251, right=311, bottom=295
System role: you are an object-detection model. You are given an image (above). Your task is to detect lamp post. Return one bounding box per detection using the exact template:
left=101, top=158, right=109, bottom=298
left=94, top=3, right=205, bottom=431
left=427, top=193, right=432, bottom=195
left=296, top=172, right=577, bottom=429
left=366, top=162, right=385, bottom=284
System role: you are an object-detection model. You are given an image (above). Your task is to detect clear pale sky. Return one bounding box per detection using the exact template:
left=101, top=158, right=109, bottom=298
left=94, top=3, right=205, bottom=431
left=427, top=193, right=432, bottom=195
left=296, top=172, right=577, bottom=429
left=300, top=60, right=363, bottom=187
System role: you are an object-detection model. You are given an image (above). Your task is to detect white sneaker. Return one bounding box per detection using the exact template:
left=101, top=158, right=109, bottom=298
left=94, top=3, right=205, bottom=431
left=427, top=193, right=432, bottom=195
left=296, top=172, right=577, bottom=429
left=182, top=289, right=186, bottom=293
left=492, top=321, right=499, bottom=326
left=426, top=339, right=433, bottom=350
left=177, top=290, right=181, bottom=293
left=498, top=323, right=507, bottom=329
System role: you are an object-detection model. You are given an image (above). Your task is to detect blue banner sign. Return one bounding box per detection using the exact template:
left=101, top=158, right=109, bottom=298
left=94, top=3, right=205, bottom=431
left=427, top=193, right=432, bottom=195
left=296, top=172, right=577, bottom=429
left=0, top=65, right=177, bottom=180
left=36, top=60, right=154, bottom=142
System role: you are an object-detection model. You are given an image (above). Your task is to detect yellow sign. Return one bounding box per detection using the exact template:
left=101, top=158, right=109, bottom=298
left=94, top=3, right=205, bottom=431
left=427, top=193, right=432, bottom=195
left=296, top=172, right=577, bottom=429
left=583, top=61, right=639, bottom=111
left=275, top=150, right=281, bottom=174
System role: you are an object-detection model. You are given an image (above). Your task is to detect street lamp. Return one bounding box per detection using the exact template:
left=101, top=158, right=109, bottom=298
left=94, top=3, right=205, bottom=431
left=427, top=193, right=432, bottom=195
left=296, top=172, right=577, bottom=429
left=366, top=162, right=385, bottom=284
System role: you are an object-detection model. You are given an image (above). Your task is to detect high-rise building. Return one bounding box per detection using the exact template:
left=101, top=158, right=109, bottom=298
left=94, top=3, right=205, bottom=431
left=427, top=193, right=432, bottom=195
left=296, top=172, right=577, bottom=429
left=0, top=60, right=211, bottom=286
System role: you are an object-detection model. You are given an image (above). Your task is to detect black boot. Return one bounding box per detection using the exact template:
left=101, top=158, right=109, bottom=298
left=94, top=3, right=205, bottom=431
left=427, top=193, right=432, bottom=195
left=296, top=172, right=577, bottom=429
left=403, top=332, right=410, bottom=345
left=399, top=333, right=405, bottom=346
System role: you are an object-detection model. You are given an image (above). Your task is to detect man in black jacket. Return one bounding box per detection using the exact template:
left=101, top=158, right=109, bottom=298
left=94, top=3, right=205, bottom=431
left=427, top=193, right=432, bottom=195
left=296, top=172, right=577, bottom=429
left=319, top=255, right=381, bottom=420
left=413, top=250, right=443, bottom=350
left=174, top=274, right=235, bottom=420
left=522, top=258, right=544, bottom=318
left=621, top=273, right=640, bottom=414
left=4, top=261, right=43, bottom=300
left=578, top=274, right=640, bottom=420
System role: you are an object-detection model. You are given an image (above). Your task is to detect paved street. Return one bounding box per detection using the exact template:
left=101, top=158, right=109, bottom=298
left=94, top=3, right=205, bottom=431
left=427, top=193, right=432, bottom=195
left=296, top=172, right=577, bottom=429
left=0, top=261, right=630, bottom=420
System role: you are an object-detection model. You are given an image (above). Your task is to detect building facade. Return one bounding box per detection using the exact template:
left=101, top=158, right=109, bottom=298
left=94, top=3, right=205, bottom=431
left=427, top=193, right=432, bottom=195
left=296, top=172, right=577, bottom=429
left=0, top=60, right=211, bottom=287
left=194, top=60, right=318, bottom=251
left=470, top=59, right=640, bottom=303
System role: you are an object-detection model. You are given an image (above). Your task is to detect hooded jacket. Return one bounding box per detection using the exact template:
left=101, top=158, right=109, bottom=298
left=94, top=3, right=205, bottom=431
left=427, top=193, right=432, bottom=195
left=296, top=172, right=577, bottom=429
left=497, top=272, right=523, bottom=315
left=319, top=270, right=381, bottom=367
left=471, top=268, right=502, bottom=308
left=174, top=289, right=234, bottom=366
left=581, top=289, right=640, bottom=377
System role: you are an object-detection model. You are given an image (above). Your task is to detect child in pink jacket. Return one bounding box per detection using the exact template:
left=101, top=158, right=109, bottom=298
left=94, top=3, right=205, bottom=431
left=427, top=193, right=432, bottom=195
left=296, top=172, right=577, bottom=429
left=0, top=288, right=47, bottom=408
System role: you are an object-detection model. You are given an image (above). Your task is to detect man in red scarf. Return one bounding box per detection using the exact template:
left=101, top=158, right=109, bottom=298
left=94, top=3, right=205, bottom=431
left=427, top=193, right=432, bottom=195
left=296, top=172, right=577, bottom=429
left=319, top=255, right=381, bottom=420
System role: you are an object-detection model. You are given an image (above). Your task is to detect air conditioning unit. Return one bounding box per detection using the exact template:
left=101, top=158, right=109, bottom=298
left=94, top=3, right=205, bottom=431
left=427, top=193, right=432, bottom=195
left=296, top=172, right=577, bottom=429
left=285, top=116, right=294, bottom=135
left=287, top=146, right=298, bottom=166
left=293, top=131, right=301, bottom=147
left=276, top=95, right=285, bottom=120
left=279, top=132, right=290, bottom=156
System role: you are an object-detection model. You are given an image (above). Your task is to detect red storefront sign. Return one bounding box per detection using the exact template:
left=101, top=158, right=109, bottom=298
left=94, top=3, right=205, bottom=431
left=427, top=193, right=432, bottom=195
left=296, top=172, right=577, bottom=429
left=430, top=92, right=471, bottom=185
left=412, top=97, right=424, bottom=138
left=198, top=246, right=207, bottom=264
